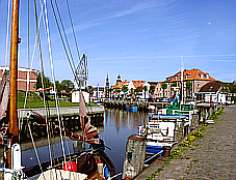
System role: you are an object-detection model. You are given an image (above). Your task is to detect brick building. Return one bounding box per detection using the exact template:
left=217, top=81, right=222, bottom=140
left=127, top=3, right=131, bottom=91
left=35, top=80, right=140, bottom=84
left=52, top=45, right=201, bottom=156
left=165, top=68, right=215, bottom=98
left=0, top=66, right=38, bottom=91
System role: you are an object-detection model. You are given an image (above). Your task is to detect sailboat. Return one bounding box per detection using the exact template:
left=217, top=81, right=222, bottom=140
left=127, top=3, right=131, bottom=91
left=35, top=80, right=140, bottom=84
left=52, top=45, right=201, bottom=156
left=0, top=0, right=117, bottom=179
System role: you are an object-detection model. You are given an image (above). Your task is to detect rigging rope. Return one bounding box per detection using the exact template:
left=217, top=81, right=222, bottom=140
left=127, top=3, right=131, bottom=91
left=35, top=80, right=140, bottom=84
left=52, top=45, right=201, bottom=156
left=52, top=0, right=77, bottom=71
left=49, top=0, right=81, bottom=88
left=41, top=0, right=67, bottom=165
left=27, top=115, right=47, bottom=180
left=44, top=0, right=74, bottom=165
left=1, top=0, right=11, bottom=174
left=65, top=0, right=81, bottom=61
left=19, top=1, right=55, bottom=178
left=2, top=0, right=11, bottom=71
left=50, top=0, right=88, bottom=152
left=22, top=0, right=31, bottom=130
left=20, top=4, right=43, bottom=131
left=33, top=0, right=54, bottom=170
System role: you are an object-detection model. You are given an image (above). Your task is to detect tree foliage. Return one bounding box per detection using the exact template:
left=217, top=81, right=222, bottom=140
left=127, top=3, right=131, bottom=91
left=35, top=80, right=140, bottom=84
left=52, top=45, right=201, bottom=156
left=186, top=81, right=192, bottom=89
left=36, top=73, right=74, bottom=93
left=134, top=87, right=143, bottom=92
left=36, top=73, right=52, bottom=89
left=161, top=83, right=167, bottom=90
left=229, top=81, right=236, bottom=93
left=122, top=85, right=128, bottom=92
left=61, top=80, right=74, bottom=92
left=222, top=81, right=236, bottom=93
left=171, top=82, right=177, bottom=87
left=149, top=86, right=155, bottom=94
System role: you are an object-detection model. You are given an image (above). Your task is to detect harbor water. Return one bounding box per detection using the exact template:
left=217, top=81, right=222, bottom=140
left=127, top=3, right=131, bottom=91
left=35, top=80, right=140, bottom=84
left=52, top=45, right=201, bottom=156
left=19, top=109, right=148, bottom=174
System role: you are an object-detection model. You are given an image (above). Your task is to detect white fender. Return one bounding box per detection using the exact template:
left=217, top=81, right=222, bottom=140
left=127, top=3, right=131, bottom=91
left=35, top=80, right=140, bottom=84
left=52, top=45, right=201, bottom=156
left=11, top=143, right=23, bottom=171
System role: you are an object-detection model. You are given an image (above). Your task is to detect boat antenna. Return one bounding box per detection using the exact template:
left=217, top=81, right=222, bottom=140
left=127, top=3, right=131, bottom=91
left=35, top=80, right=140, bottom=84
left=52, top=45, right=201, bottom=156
left=7, top=0, right=20, bottom=168
left=180, top=56, right=184, bottom=107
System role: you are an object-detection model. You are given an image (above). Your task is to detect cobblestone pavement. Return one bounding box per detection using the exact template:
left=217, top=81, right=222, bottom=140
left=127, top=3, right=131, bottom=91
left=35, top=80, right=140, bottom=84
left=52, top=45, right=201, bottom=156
left=156, top=105, right=236, bottom=180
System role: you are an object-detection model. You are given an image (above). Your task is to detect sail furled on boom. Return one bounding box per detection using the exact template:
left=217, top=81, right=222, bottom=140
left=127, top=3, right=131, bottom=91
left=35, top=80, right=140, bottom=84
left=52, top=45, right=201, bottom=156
left=0, top=73, right=9, bottom=121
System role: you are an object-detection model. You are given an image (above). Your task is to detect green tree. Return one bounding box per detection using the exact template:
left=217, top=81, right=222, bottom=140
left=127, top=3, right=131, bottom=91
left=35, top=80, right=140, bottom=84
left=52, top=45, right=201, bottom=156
left=161, top=83, right=168, bottom=98
left=186, top=81, right=192, bottom=98
left=130, top=88, right=134, bottom=94
left=122, top=85, right=128, bottom=92
left=134, top=87, right=143, bottom=92
left=61, top=80, right=74, bottom=92
left=149, top=86, right=155, bottom=94
left=171, top=82, right=177, bottom=87
left=144, top=86, right=148, bottom=99
left=186, top=81, right=192, bottom=89
left=229, top=81, right=236, bottom=93
left=55, top=81, right=63, bottom=92
left=161, top=83, right=167, bottom=90
left=36, top=73, right=52, bottom=89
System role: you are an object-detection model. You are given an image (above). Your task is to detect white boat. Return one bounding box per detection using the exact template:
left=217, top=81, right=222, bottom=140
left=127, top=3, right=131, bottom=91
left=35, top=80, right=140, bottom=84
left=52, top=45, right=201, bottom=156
left=139, top=114, right=190, bottom=154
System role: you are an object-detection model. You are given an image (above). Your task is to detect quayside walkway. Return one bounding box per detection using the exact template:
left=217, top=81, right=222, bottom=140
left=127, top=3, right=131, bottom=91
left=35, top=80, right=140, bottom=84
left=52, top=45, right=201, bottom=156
left=137, top=105, right=236, bottom=180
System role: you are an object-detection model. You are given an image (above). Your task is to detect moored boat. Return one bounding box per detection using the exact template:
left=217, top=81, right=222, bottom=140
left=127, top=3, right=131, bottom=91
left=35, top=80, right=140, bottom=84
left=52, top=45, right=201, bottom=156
left=0, top=1, right=117, bottom=179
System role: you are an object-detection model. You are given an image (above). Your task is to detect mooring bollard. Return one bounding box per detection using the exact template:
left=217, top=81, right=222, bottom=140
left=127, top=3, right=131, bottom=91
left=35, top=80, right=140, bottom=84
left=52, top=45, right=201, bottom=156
left=122, top=134, right=146, bottom=179
left=163, top=146, right=171, bottom=157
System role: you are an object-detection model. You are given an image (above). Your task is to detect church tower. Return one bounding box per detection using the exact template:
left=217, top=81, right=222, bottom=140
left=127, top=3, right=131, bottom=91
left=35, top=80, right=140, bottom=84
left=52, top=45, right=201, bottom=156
left=116, top=74, right=122, bottom=84
left=105, top=74, right=110, bottom=98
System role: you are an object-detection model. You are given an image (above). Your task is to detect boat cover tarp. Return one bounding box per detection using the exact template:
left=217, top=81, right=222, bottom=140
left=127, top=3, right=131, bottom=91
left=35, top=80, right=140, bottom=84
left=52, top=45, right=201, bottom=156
left=31, top=169, right=87, bottom=180
left=0, top=74, right=9, bottom=121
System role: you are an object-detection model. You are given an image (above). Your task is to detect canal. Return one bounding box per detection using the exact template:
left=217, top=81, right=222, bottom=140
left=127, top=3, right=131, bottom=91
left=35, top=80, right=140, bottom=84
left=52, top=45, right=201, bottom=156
left=19, top=109, right=148, bottom=175
left=101, top=110, right=147, bottom=172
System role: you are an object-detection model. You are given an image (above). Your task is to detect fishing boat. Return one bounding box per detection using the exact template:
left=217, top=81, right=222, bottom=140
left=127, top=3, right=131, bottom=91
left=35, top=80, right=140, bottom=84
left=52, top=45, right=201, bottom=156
left=0, top=0, right=117, bottom=179
left=138, top=113, right=190, bottom=157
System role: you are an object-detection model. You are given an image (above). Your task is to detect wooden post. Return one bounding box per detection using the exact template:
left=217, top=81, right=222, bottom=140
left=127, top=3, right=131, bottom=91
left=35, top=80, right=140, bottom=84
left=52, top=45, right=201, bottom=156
left=122, top=135, right=146, bottom=179
left=9, top=0, right=19, bottom=139
left=7, top=0, right=20, bottom=168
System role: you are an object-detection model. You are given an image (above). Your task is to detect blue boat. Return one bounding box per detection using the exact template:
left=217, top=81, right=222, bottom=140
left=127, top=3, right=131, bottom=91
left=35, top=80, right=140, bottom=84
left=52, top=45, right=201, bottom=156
left=152, top=114, right=188, bottom=120
left=146, top=144, right=164, bottom=154
left=144, top=142, right=165, bottom=164
left=129, top=105, right=138, bottom=112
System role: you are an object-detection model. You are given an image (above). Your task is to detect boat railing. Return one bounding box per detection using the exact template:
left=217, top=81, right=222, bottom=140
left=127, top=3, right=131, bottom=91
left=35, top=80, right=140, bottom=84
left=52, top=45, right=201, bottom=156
left=144, top=150, right=164, bottom=164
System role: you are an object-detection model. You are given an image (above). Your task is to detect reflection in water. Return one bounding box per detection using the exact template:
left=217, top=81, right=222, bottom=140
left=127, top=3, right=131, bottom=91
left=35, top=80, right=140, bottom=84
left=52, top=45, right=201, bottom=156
left=22, top=140, right=80, bottom=169
left=101, top=109, right=148, bottom=172
left=18, top=109, right=148, bottom=174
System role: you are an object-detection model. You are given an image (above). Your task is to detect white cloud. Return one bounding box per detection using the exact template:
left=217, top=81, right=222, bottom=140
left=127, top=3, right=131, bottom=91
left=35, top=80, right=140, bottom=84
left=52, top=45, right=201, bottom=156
left=67, top=0, right=176, bottom=32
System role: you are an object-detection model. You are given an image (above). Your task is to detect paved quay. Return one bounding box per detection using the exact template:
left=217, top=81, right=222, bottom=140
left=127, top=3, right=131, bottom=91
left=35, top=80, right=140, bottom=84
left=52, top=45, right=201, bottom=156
left=18, top=106, right=104, bottom=117
left=136, top=105, right=236, bottom=180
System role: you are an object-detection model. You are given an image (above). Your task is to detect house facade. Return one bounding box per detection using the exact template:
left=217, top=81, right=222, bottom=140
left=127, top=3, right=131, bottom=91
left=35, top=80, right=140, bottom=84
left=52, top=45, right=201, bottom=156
left=127, top=80, right=150, bottom=99
left=166, top=68, right=215, bottom=99
left=196, top=81, right=228, bottom=104
left=0, top=66, right=38, bottom=91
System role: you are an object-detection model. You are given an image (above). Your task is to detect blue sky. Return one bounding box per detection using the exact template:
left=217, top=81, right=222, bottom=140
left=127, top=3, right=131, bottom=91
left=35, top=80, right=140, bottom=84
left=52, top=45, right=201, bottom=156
left=0, top=0, right=236, bottom=86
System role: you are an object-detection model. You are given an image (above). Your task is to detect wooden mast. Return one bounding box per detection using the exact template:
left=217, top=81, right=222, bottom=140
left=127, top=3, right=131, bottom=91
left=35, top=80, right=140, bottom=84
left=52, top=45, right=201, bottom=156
left=7, top=0, right=19, bottom=168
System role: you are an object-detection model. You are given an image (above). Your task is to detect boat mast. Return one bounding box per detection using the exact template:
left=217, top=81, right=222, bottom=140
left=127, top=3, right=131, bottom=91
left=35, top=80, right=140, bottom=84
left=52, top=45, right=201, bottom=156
left=180, top=56, right=184, bottom=106
left=7, top=0, right=19, bottom=168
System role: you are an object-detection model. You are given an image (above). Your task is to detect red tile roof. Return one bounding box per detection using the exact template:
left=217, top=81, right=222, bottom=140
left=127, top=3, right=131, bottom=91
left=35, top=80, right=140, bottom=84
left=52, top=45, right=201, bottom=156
left=166, top=69, right=215, bottom=82
left=199, top=81, right=222, bottom=92
left=131, top=80, right=145, bottom=89
left=112, top=80, right=128, bottom=89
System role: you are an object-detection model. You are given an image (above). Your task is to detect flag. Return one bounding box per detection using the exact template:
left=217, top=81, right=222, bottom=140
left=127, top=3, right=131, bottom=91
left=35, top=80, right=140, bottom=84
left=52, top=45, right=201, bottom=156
left=79, top=92, right=87, bottom=129
left=78, top=92, right=100, bottom=144
left=83, top=119, right=100, bottom=144
left=70, top=119, right=100, bottom=144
